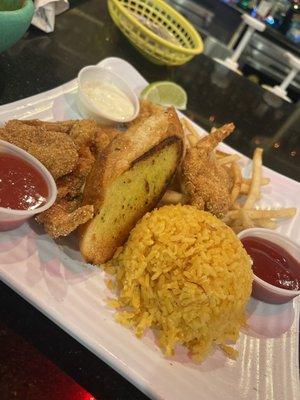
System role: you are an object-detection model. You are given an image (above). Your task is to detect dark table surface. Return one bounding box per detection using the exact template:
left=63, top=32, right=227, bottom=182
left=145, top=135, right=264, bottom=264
left=0, top=1, right=299, bottom=400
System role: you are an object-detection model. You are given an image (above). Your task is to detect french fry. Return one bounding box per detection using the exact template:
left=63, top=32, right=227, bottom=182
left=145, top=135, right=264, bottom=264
left=240, top=177, right=270, bottom=194
left=230, top=162, right=242, bottom=205
left=218, top=154, right=241, bottom=166
left=182, top=118, right=200, bottom=138
left=241, top=209, right=255, bottom=229
left=242, top=177, right=270, bottom=185
left=161, top=190, right=187, bottom=205
left=222, top=213, right=233, bottom=224
left=181, top=118, right=190, bottom=151
left=181, top=118, right=201, bottom=148
left=230, top=221, right=244, bottom=234
left=243, top=148, right=263, bottom=209
left=256, top=218, right=277, bottom=229
left=240, top=183, right=257, bottom=194
left=216, top=149, right=230, bottom=158
left=177, top=121, right=297, bottom=234
left=240, top=146, right=260, bottom=226
left=226, top=208, right=296, bottom=220
left=187, top=133, right=199, bottom=147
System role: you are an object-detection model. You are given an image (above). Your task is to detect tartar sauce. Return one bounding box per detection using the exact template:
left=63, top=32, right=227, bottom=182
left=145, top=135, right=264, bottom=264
left=82, top=81, right=135, bottom=120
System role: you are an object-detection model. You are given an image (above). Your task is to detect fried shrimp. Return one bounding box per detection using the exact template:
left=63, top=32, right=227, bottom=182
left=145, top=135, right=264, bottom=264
left=1, top=120, right=78, bottom=179
left=21, top=118, right=121, bottom=238
left=19, top=119, right=76, bottom=133
left=182, top=123, right=235, bottom=217
left=56, top=147, right=96, bottom=200
left=69, top=119, right=97, bottom=150
left=36, top=198, right=94, bottom=238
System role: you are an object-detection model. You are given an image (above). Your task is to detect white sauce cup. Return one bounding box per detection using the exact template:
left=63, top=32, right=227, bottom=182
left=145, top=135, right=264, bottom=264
left=238, top=228, right=300, bottom=304
left=0, top=140, right=57, bottom=231
left=77, top=65, right=140, bottom=124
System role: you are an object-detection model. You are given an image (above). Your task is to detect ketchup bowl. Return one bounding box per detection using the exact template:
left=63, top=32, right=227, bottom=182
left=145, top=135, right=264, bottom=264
left=0, top=139, right=57, bottom=231
left=238, top=228, right=300, bottom=304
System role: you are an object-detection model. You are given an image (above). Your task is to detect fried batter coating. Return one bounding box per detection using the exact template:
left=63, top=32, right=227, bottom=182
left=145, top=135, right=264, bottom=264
left=1, top=117, right=125, bottom=239
left=69, top=120, right=97, bottom=150
left=38, top=148, right=95, bottom=238
left=93, top=126, right=120, bottom=155
left=38, top=147, right=96, bottom=238
left=1, top=116, right=129, bottom=239
left=56, top=147, right=96, bottom=200
left=1, top=120, right=78, bottom=179
left=182, top=123, right=235, bottom=217
left=20, top=119, right=76, bottom=133
left=56, top=173, right=85, bottom=200
left=37, top=198, right=94, bottom=238
left=55, top=120, right=114, bottom=199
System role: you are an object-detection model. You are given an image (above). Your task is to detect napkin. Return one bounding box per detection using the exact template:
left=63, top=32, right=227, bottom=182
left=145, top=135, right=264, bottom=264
left=31, top=0, right=69, bottom=33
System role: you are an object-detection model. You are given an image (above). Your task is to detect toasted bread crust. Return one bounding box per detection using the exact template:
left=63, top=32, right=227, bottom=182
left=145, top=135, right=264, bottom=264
left=80, top=137, right=182, bottom=264
left=79, top=106, right=184, bottom=264
left=81, top=107, right=183, bottom=208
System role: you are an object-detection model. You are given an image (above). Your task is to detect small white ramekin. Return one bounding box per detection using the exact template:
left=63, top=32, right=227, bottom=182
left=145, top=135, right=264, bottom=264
left=0, top=140, right=57, bottom=231
left=238, top=228, right=300, bottom=304
left=77, top=65, right=140, bottom=124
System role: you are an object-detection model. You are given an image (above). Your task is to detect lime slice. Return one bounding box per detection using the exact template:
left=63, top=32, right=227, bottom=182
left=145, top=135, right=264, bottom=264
left=140, top=81, right=187, bottom=110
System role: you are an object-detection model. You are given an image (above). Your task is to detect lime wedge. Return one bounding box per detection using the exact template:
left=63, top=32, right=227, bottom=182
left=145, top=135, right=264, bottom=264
left=140, top=81, right=187, bottom=110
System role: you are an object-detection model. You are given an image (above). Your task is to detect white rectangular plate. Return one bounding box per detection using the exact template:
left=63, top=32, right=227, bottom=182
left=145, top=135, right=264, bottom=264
left=0, top=57, right=299, bottom=400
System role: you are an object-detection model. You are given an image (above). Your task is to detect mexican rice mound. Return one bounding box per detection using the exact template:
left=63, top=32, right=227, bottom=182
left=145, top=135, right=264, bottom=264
left=106, top=204, right=253, bottom=361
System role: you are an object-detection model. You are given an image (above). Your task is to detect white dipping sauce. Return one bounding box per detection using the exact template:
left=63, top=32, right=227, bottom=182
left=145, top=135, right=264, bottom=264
left=81, top=81, right=135, bottom=120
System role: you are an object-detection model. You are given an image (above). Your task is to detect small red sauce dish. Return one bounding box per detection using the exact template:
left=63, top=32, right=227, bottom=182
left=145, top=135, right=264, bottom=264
left=238, top=228, right=300, bottom=304
left=0, top=139, right=57, bottom=231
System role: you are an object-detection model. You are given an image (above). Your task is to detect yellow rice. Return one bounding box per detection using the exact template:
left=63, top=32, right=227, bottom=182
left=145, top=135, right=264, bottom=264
left=106, top=205, right=253, bottom=361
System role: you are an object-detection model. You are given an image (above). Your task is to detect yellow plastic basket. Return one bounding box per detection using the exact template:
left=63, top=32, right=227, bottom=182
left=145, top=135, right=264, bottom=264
left=107, top=0, right=203, bottom=66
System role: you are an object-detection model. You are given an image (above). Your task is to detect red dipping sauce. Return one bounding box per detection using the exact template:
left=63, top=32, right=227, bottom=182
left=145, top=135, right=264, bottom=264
left=0, top=152, right=49, bottom=211
left=241, top=236, right=300, bottom=291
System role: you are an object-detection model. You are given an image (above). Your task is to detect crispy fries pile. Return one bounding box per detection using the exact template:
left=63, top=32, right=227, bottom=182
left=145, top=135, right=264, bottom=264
left=161, top=118, right=297, bottom=233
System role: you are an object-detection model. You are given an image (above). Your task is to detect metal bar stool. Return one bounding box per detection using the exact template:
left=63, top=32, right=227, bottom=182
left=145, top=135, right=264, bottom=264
left=262, top=52, right=300, bottom=103
left=214, top=13, right=266, bottom=74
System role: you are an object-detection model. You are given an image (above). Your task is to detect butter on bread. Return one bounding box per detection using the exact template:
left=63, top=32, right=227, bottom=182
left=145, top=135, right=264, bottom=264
left=79, top=105, right=183, bottom=264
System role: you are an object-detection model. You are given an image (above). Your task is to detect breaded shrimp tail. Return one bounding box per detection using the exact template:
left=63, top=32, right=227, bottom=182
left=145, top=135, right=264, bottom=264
left=196, top=123, right=235, bottom=150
